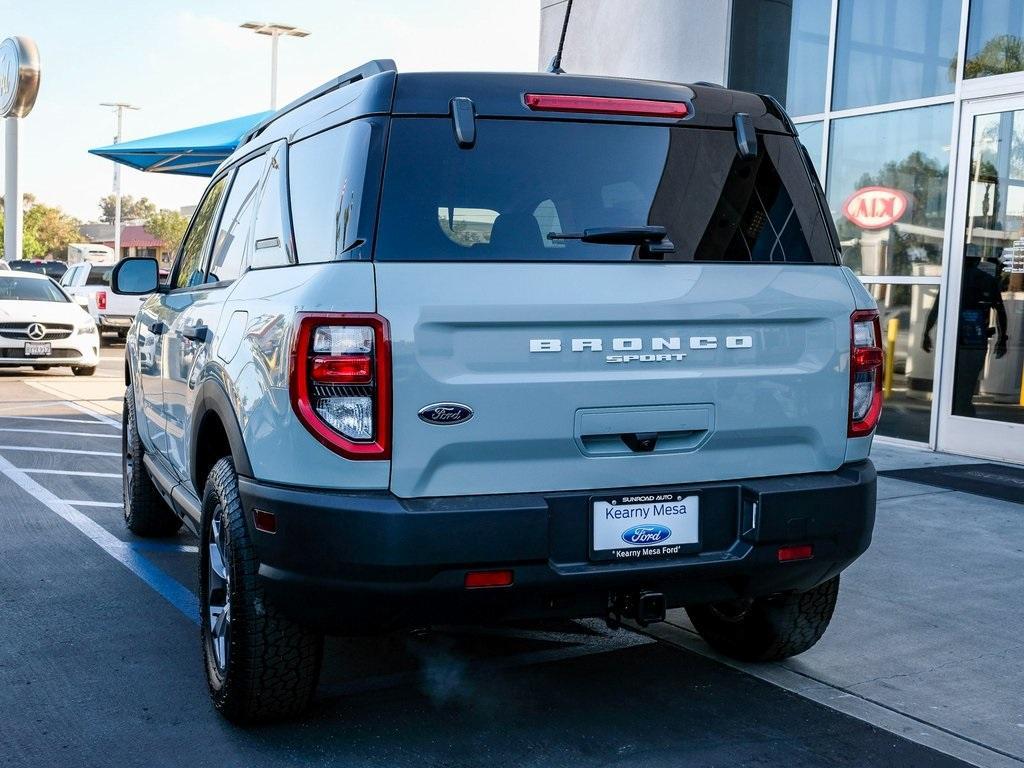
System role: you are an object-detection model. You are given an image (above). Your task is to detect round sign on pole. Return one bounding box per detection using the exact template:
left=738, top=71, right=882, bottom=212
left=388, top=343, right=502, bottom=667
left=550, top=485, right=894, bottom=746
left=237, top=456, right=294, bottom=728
left=0, top=36, right=41, bottom=118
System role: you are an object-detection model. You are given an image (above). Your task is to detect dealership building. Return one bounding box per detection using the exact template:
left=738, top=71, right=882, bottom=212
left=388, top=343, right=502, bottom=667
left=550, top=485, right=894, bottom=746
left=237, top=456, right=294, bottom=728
left=540, top=0, right=1024, bottom=463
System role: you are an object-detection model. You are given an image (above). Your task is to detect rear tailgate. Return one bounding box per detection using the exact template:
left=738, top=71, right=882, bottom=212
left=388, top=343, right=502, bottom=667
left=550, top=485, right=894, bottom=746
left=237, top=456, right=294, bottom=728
left=378, top=262, right=854, bottom=497
left=371, top=113, right=855, bottom=498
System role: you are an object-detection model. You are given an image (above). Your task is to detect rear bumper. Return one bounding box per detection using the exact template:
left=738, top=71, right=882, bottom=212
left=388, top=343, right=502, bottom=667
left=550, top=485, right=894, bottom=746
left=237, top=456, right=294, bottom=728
left=98, top=315, right=133, bottom=329
left=238, top=461, right=876, bottom=631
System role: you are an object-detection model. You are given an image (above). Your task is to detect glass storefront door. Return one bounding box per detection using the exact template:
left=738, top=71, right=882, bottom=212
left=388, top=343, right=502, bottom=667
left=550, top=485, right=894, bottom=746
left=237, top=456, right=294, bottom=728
left=938, top=96, right=1024, bottom=462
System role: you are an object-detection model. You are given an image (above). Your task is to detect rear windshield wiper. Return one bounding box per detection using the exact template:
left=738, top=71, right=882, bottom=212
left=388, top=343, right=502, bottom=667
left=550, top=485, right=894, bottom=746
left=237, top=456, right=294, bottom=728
left=548, top=225, right=676, bottom=258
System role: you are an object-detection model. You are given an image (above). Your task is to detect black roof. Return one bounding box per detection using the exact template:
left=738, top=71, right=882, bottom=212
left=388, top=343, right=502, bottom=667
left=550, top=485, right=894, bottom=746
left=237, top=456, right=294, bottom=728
left=225, top=61, right=793, bottom=166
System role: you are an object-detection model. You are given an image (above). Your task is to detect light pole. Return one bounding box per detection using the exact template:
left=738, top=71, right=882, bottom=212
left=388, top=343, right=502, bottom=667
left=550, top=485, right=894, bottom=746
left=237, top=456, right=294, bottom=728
left=240, top=22, right=310, bottom=110
left=99, top=102, right=138, bottom=260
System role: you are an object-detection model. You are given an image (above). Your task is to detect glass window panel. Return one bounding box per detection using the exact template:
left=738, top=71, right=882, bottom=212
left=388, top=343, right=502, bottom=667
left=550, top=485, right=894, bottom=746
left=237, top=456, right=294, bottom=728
left=832, top=0, right=960, bottom=110
left=208, top=156, right=263, bottom=284
left=865, top=282, right=940, bottom=442
left=172, top=176, right=227, bottom=290
left=827, top=104, right=952, bottom=277
left=965, top=0, right=1024, bottom=79
left=797, top=121, right=824, bottom=175
left=951, top=109, right=1024, bottom=425
left=728, top=0, right=830, bottom=117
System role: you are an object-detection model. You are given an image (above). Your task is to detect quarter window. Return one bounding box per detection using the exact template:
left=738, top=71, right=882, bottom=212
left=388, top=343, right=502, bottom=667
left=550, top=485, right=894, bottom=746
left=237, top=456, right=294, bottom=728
left=249, top=142, right=290, bottom=269
left=173, top=177, right=227, bottom=290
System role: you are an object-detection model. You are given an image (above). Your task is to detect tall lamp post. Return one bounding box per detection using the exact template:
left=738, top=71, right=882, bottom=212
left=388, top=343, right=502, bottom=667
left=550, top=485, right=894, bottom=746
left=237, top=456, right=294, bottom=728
left=99, top=102, right=138, bottom=260
left=240, top=22, right=310, bottom=110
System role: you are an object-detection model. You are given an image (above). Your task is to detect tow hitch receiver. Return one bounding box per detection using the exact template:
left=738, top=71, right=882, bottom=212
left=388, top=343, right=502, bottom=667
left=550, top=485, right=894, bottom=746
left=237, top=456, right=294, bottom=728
left=607, top=590, right=667, bottom=629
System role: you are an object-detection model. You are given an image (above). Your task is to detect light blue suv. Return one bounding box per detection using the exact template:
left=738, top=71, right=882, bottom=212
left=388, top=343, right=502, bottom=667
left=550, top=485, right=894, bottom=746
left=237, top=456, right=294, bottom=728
left=112, top=61, right=880, bottom=722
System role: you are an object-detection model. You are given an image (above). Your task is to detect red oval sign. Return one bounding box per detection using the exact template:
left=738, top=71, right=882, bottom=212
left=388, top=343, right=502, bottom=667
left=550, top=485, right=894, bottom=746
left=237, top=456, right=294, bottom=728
left=842, top=186, right=908, bottom=230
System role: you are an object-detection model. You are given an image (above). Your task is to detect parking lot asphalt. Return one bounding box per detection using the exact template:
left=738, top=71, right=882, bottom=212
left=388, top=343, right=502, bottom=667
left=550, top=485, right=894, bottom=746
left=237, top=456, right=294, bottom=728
left=0, top=343, right=1018, bottom=768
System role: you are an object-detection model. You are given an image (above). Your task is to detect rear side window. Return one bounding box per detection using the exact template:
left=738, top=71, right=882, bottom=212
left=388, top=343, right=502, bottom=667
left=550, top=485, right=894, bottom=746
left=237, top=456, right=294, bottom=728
left=374, top=119, right=836, bottom=264
left=208, top=155, right=263, bottom=284
left=249, top=142, right=291, bottom=269
left=289, top=118, right=384, bottom=263
left=85, top=267, right=113, bottom=286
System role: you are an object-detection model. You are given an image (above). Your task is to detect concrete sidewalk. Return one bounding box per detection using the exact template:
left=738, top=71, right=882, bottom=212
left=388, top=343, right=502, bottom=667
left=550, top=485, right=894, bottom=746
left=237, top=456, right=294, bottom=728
left=651, top=440, right=1024, bottom=768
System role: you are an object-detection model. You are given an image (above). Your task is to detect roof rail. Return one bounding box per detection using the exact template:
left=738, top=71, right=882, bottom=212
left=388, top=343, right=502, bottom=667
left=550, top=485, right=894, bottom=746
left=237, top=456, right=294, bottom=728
left=243, top=59, right=397, bottom=142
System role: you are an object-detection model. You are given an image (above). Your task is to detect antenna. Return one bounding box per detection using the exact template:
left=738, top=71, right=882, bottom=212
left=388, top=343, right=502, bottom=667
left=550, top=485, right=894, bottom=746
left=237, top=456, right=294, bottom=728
left=547, top=0, right=574, bottom=74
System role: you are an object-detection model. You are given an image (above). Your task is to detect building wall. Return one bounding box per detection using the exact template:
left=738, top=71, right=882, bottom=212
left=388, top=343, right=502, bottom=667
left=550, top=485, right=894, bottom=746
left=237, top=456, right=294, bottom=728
left=538, top=0, right=730, bottom=85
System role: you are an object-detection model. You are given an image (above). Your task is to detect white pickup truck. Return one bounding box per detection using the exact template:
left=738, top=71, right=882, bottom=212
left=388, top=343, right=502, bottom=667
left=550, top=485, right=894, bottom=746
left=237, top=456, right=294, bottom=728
left=60, top=261, right=149, bottom=343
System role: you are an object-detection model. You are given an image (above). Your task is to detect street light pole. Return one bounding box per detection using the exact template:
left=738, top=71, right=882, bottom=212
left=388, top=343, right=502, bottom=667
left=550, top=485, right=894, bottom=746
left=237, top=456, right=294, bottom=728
left=240, top=22, right=310, bottom=111
left=99, top=102, right=138, bottom=260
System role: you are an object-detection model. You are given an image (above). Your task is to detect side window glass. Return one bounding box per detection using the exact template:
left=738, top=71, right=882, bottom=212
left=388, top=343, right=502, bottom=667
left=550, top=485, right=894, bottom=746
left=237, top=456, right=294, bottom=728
left=249, top=142, right=291, bottom=269
left=173, top=176, right=227, bottom=290
left=208, top=155, right=264, bottom=284
left=289, top=119, right=379, bottom=263
left=59, top=266, right=77, bottom=286
left=85, top=267, right=112, bottom=286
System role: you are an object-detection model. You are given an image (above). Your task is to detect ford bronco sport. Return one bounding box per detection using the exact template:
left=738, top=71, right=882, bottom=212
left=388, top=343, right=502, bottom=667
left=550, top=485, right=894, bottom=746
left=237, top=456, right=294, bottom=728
left=112, top=60, right=879, bottom=722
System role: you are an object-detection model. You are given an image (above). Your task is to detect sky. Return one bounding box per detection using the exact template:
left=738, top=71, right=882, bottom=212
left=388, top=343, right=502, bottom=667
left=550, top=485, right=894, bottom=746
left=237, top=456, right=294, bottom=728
left=2, top=0, right=540, bottom=222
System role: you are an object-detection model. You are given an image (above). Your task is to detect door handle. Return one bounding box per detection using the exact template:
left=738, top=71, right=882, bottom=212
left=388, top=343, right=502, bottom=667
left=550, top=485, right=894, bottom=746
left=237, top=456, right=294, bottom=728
left=181, top=325, right=210, bottom=343
left=147, top=321, right=167, bottom=335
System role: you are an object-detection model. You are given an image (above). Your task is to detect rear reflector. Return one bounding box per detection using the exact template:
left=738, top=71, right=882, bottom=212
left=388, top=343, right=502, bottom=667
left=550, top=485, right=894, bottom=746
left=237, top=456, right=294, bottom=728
left=253, top=508, right=277, bottom=534
left=777, top=544, right=813, bottom=563
left=524, top=93, right=689, bottom=118
left=464, top=570, right=514, bottom=589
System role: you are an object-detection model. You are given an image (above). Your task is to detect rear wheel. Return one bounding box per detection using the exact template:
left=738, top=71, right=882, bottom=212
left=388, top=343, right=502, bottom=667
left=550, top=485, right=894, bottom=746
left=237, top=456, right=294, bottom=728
left=122, top=385, right=181, bottom=537
left=72, top=366, right=96, bottom=376
left=686, top=575, right=840, bottom=662
left=200, top=457, right=323, bottom=723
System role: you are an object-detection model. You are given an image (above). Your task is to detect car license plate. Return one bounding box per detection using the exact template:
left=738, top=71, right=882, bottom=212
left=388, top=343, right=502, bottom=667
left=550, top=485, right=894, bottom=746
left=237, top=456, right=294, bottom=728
left=24, top=342, right=51, bottom=357
left=591, top=492, right=699, bottom=561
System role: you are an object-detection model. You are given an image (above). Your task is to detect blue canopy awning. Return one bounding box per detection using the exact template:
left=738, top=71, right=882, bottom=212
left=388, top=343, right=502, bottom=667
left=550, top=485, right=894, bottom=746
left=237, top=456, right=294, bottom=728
left=89, top=111, right=273, bottom=177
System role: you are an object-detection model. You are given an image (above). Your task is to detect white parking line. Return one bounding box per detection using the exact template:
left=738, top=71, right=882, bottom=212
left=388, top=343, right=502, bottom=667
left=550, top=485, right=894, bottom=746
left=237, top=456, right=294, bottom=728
left=0, top=415, right=104, bottom=425
left=0, top=445, right=120, bottom=457
left=61, top=400, right=121, bottom=429
left=0, top=454, right=198, bottom=624
left=0, top=428, right=118, bottom=438
left=21, top=468, right=121, bottom=478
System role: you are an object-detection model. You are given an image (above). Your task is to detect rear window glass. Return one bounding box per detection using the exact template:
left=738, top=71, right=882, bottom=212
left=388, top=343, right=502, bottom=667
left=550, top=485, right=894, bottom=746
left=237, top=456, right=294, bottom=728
left=374, top=119, right=836, bottom=264
left=85, top=267, right=113, bottom=286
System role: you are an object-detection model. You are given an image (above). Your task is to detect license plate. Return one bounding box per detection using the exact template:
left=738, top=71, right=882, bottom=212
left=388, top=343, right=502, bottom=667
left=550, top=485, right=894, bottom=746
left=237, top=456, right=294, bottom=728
left=24, top=342, right=51, bottom=357
left=591, top=492, right=699, bottom=561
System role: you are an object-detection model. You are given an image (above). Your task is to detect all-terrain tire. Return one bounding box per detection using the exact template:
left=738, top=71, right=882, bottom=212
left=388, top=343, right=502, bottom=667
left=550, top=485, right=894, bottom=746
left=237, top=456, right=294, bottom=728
left=200, top=457, right=323, bottom=723
left=72, top=366, right=96, bottom=376
left=686, top=575, right=840, bottom=662
left=122, top=385, right=181, bottom=537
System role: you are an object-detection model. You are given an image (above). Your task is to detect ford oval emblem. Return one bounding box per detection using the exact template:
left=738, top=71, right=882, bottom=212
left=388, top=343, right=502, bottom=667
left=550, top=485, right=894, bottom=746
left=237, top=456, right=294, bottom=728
left=418, top=402, right=474, bottom=425
left=621, top=524, right=672, bottom=546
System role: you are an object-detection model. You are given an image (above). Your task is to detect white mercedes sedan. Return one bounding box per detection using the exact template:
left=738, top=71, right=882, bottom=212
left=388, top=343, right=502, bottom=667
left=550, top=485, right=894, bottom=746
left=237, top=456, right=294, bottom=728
left=0, top=271, right=100, bottom=376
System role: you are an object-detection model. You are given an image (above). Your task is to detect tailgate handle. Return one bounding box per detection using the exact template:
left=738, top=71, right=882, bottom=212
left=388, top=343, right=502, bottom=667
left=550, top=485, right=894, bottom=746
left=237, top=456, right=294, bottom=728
left=575, top=405, right=714, bottom=457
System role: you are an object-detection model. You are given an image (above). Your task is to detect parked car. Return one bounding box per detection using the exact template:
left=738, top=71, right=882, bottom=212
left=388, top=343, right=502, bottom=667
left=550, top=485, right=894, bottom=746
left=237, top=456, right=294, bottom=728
left=113, top=61, right=880, bottom=722
left=60, top=260, right=149, bottom=343
left=0, top=271, right=99, bottom=374
left=9, top=259, right=68, bottom=279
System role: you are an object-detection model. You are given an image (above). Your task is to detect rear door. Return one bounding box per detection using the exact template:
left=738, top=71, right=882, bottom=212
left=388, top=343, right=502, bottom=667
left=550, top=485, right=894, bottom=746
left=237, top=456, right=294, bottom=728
left=372, top=117, right=858, bottom=498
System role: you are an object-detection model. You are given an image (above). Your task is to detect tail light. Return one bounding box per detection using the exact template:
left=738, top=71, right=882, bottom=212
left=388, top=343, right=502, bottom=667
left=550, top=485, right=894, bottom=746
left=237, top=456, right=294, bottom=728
left=524, top=93, right=690, bottom=118
left=849, top=309, right=883, bottom=437
left=96, top=291, right=107, bottom=310
left=290, top=313, right=391, bottom=459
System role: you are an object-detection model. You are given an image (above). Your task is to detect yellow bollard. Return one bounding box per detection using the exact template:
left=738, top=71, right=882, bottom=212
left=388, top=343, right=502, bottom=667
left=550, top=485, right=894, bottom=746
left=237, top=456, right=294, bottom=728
left=1019, top=361, right=1024, bottom=407
left=884, top=317, right=899, bottom=399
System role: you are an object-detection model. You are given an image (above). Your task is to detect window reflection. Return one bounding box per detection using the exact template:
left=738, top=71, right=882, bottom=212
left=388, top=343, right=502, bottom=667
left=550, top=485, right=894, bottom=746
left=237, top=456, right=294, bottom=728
left=951, top=109, right=1024, bottom=424
left=728, top=0, right=830, bottom=117
left=866, top=282, right=939, bottom=443
left=827, top=105, right=952, bottom=277
left=965, top=0, right=1024, bottom=79
left=797, top=121, right=823, bottom=175
left=832, top=0, right=960, bottom=110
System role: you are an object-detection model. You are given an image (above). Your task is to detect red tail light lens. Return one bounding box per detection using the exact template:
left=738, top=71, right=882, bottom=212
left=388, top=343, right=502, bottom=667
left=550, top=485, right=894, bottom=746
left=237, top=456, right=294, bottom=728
left=464, top=570, right=514, bottom=589
left=290, top=313, right=391, bottom=459
left=524, top=93, right=690, bottom=118
left=849, top=309, right=884, bottom=437
left=778, top=544, right=813, bottom=563
left=96, top=291, right=107, bottom=310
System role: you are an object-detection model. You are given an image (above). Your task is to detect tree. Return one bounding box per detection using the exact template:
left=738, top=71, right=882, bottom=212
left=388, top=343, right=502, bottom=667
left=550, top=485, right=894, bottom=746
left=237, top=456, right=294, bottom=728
left=98, top=194, right=157, bottom=224
left=0, top=196, right=81, bottom=260
left=144, top=209, right=189, bottom=257
left=957, top=35, right=1024, bottom=80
